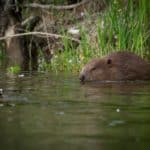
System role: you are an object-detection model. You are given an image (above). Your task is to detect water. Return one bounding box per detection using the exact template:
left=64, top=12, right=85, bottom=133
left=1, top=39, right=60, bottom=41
left=0, top=72, right=150, bottom=150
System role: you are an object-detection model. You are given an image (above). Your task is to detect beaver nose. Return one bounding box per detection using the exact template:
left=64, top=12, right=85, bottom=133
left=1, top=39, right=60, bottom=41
left=79, top=74, right=85, bottom=83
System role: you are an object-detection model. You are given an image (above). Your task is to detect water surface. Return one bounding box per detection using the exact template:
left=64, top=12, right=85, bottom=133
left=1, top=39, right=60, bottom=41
left=0, top=72, right=150, bottom=150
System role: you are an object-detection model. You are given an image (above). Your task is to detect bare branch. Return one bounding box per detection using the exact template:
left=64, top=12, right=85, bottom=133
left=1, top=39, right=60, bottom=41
left=24, top=0, right=90, bottom=10
left=21, top=16, right=41, bottom=31
left=0, top=31, right=80, bottom=44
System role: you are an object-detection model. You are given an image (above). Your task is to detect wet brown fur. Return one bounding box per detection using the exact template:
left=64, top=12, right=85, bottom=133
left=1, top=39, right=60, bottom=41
left=79, top=51, right=150, bottom=82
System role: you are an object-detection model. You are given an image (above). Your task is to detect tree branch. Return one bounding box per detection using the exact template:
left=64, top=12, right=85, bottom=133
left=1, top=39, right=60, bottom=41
left=24, top=0, right=90, bottom=10
left=0, top=31, right=80, bottom=44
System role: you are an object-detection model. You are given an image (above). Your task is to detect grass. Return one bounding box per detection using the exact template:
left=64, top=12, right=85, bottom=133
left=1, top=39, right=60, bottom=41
left=43, top=0, right=149, bottom=73
left=1, top=0, right=149, bottom=73
left=7, top=65, right=21, bottom=74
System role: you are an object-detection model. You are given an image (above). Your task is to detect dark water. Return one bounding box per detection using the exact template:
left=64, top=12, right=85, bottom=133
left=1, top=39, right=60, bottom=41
left=0, top=72, right=150, bottom=150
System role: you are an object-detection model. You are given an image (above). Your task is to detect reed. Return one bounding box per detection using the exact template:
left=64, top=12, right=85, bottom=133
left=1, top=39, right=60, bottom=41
left=47, top=0, right=149, bottom=72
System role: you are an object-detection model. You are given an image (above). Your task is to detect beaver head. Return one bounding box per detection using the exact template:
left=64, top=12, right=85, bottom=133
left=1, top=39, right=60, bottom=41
left=79, top=52, right=150, bottom=83
left=79, top=57, right=115, bottom=83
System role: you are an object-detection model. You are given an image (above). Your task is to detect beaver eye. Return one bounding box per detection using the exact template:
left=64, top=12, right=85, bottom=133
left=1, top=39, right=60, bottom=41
left=91, top=67, right=96, bottom=71
left=107, top=59, right=112, bottom=64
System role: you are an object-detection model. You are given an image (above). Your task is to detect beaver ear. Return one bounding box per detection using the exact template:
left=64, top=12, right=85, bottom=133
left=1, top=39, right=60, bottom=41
left=107, top=59, right=112, bottom=65
left=107, top=59, right=112, bottom=68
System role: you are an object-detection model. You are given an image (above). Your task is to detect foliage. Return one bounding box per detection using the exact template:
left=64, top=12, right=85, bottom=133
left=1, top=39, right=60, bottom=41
left=40, top=0, right=150, bottom=73
left=7, top=65, right=21, bottom=75
left=0, top=0, right=150, bottom=73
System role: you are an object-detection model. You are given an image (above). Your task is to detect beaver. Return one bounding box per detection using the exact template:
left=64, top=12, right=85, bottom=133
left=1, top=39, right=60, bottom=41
left=79, top=51, right=150, bottom=83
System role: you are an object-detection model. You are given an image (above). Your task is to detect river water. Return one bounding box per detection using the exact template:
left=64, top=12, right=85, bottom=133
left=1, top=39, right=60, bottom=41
left=0, top=72, right=150, bottom=150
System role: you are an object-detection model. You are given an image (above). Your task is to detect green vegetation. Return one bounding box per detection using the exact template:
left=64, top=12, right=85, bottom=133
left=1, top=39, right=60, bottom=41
left=0, top=0, right=149, bottom=73
left=45, top=0, right=150, bottom=73
left=7, top=65, right=21, bottom=75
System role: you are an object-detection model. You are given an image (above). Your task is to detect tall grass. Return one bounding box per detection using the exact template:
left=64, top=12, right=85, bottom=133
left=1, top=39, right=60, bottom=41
left=42, top=0, right=150, bottom=72
left=97, top=0, right=150, bottom=56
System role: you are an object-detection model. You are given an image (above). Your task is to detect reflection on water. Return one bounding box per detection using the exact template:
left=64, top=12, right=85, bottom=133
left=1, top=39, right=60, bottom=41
left=0, top=72, right=150, bottom=150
